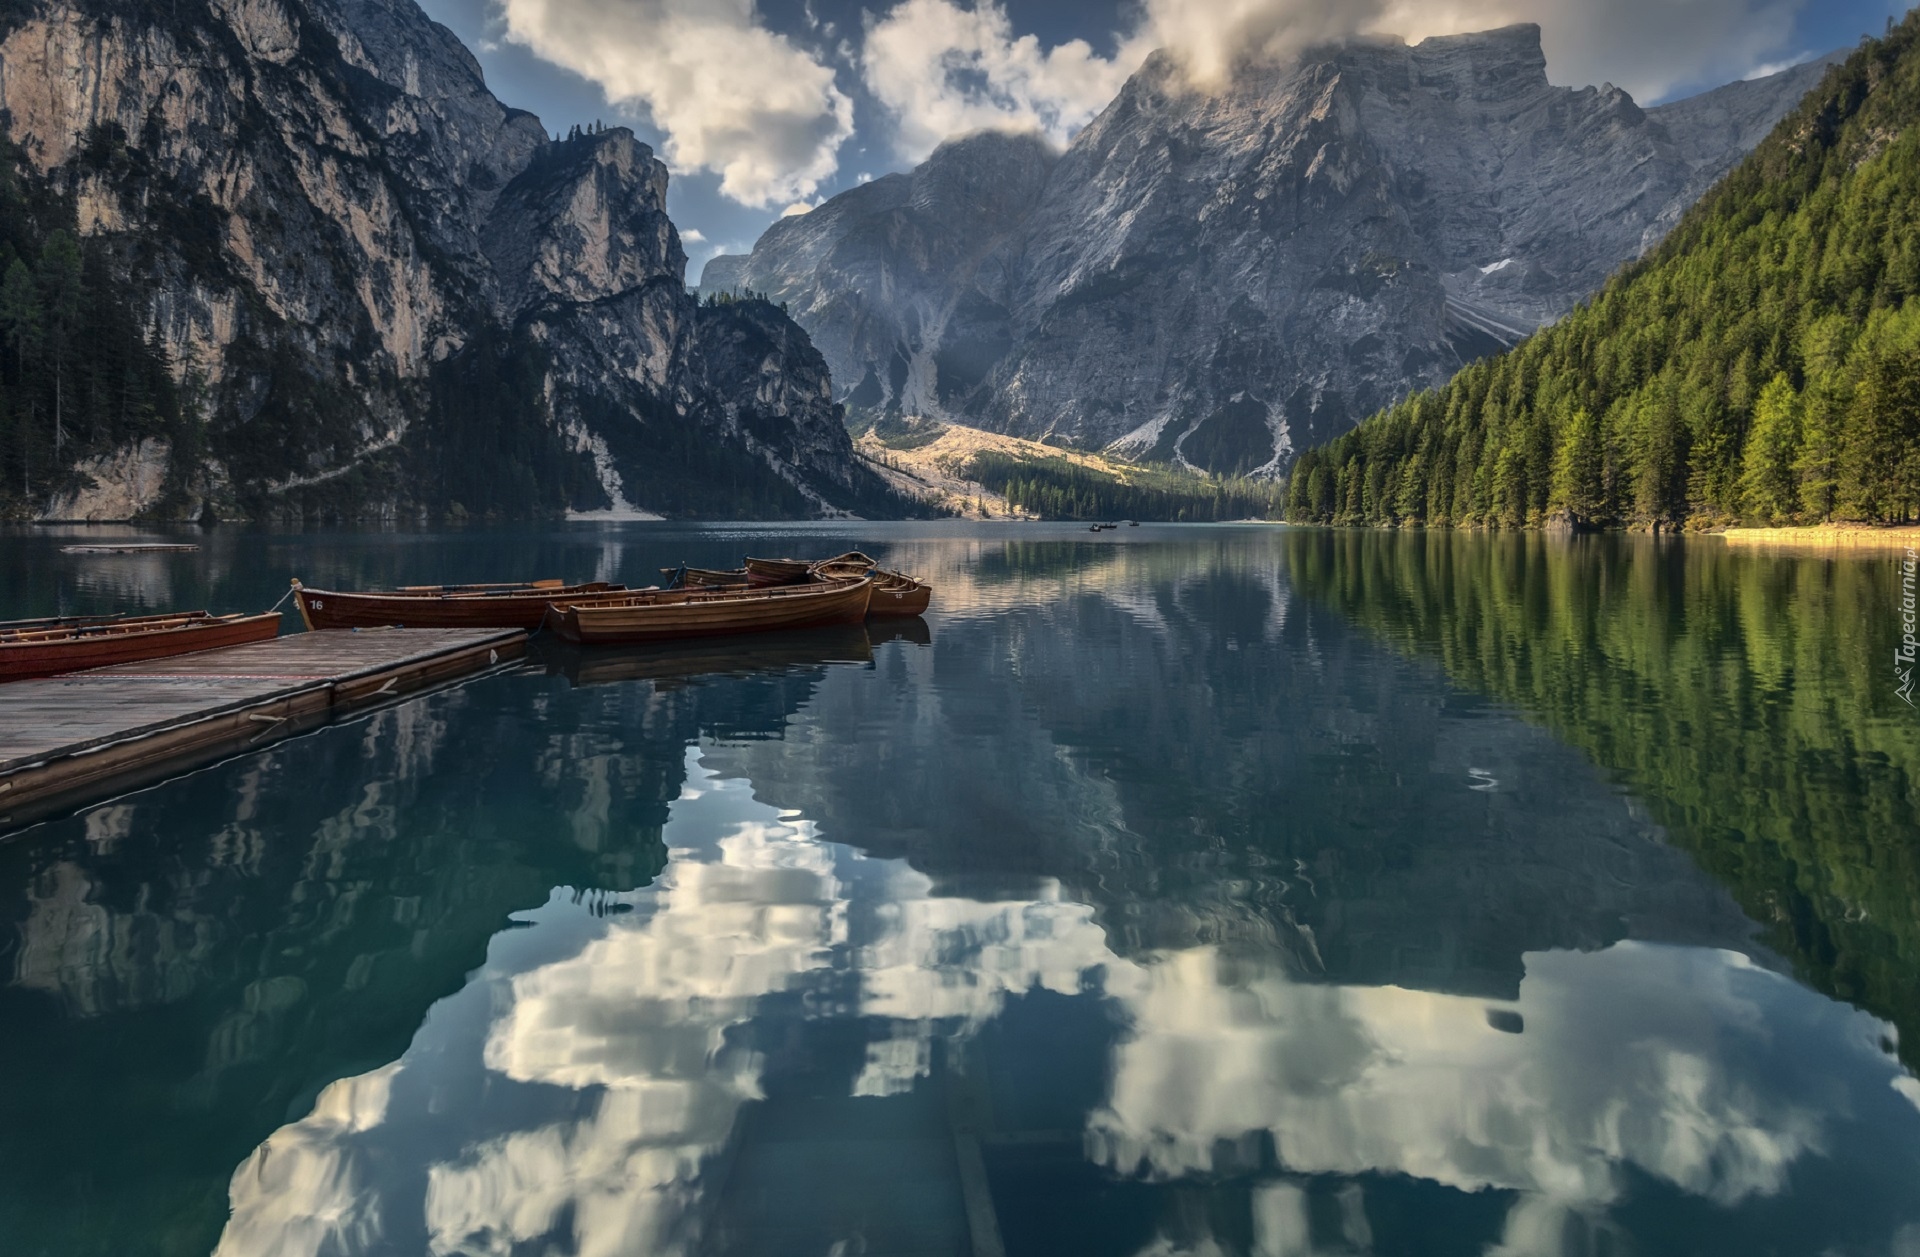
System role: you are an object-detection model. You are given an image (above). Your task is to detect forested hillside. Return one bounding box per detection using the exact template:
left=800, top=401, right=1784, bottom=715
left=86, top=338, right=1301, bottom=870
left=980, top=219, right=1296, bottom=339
left=1287, top=13, right=1920, bottom=529
left=0, top=137, right=192, bottom=515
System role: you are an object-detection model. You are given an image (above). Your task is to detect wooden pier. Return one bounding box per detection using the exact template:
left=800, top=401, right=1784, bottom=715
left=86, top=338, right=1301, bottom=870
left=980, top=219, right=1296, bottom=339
left=0, top=627, right=524, bottom=831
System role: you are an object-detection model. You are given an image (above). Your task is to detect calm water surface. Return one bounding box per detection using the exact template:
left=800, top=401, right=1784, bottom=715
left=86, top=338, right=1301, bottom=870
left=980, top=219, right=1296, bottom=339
left=1, top=522, right=1917, bottom=1257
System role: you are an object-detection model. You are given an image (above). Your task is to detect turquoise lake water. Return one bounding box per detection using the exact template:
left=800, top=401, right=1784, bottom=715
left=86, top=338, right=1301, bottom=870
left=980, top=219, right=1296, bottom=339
left=1, top=521, right=1917, bottom=1257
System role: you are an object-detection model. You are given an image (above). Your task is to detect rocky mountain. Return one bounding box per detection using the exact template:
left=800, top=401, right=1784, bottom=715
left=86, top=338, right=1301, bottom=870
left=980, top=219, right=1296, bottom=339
left=706, top=26, right=1840, bottom=475
left=1285, top=10, right=1920, bottom=531
left=0, top=0, right=898, bottom=520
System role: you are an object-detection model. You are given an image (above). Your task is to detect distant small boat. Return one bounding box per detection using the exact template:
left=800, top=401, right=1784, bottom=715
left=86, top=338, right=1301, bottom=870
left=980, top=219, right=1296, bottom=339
left=545, top=576, right=874, bottom=644
left=292, top=579, right=630, bottom=630
left=60, top=543, right=200, bottom=554
left=0, top=611, right=281, bottom=682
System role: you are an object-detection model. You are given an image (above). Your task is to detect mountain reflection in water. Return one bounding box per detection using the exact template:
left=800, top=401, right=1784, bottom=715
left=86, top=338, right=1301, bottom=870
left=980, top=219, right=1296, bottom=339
left=0, top=524, right=1915, bottom=1257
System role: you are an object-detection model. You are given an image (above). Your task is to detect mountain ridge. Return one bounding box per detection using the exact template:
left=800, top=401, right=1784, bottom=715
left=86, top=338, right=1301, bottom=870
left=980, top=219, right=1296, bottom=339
left=706, top=28, right=1843, bottom=478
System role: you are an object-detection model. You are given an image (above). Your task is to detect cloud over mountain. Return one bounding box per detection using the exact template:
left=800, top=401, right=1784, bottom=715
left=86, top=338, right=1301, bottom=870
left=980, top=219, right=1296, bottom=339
left=481, top=0, right=1817, bottom=209
left=862, top=0, right=1813, bottom=161
left=495, top=0, right=854, bottom=207
left=860, top=0, right=1133, bottom=160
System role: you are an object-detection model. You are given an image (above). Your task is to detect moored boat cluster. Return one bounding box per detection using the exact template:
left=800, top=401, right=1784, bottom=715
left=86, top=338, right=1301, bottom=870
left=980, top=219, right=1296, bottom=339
left=294, top=551, right=931, bottom=644
left=0, top=553, right=931, bottom=684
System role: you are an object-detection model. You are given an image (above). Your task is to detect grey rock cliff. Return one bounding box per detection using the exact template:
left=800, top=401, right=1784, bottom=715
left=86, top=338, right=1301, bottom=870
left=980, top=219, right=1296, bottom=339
left=712, top=27, right=1838, bottom=475
left=706, top=130, right=1056, bottom=424
left=0, top=0, right=889, bottom=518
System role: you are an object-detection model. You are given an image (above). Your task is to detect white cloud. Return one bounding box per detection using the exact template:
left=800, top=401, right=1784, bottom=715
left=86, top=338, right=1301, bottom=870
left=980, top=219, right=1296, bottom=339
left=1743, top=53, right=1812, bottom=80
left=1120, top=0, right=1391, bottom=87
left=1126, top=0, right=1809, bottom=101
left=859, top=0, right=1811, bottom=165
left=494, top=0, right=854, bottom=208
left=680, top=228, right=705, bottom=244
left=861, top=0, right=1135, bottom=161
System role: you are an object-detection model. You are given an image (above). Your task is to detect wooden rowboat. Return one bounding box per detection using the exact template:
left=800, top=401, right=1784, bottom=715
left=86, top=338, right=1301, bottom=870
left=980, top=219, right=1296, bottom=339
left=808, top=551, right=880, bottom=582
left=867, top=571, right=932, bottom=617
left=738, top=553, right=929, bottom=616
left=745, top=553, right=878, bottom=585
left=743, top=556, right=815, bottom=586
left=292, top=579, right=630, bottom=630
left=661, top=565, right=750, bottom=589
left=545, top=576, right=874, bottom=644
left=0, top=611, right=282, bottom=682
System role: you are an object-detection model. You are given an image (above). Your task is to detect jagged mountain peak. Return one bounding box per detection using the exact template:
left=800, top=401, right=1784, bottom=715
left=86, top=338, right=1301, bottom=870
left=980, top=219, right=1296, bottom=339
left=483, top=127, right=686, bottom=319
left=1405, top=21, right=1548, bottom=80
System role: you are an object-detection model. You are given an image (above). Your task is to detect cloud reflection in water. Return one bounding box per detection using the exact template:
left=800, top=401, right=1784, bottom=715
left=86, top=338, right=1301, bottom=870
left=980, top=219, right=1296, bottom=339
left=215, top=748, right=1917, bottom=1257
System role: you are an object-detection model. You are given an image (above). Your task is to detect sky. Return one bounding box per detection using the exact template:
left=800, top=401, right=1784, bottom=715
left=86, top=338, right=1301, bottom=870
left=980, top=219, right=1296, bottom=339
left=414, top=0, right=1916, bottom=281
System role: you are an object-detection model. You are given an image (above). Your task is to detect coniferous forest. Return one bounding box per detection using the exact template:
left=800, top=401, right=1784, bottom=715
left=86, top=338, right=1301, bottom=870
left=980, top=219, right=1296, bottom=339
left=1287, top=12, right=1920, bottom=530
left=0, top=135, right=191, bottom=517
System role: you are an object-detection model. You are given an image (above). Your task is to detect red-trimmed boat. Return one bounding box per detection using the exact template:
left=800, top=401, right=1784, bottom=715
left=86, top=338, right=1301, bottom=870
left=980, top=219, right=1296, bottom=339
left=0, top=611, right=282, bottom=682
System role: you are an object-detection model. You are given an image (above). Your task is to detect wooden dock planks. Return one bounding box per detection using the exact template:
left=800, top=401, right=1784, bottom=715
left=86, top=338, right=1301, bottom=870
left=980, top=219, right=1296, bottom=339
left=0, top=627, right=524, bottom=830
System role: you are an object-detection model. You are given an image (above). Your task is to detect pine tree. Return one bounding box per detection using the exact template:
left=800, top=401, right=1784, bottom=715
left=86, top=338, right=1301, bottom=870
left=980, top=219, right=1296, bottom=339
left=1738, top=373, right=1803, bottom=522
left=37, top=229, right=83, bottom=459
left=1550, top=407, right=1604, bottom=522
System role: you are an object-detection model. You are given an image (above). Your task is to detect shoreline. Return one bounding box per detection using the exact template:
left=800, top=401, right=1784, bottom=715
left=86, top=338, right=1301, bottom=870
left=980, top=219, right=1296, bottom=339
left=1718, top=524, right=1920, bottom=550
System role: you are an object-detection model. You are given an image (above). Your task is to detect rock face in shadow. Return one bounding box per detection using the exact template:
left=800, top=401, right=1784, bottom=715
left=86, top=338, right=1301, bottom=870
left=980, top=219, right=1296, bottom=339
left=708, top=27, right=1839, bottom=475
left=0, top=0, right=892, bottom=519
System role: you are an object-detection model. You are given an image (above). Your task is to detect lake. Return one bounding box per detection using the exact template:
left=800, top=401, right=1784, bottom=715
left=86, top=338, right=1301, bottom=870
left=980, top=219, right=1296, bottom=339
left=1, top=522, right=1917, bottom=1257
